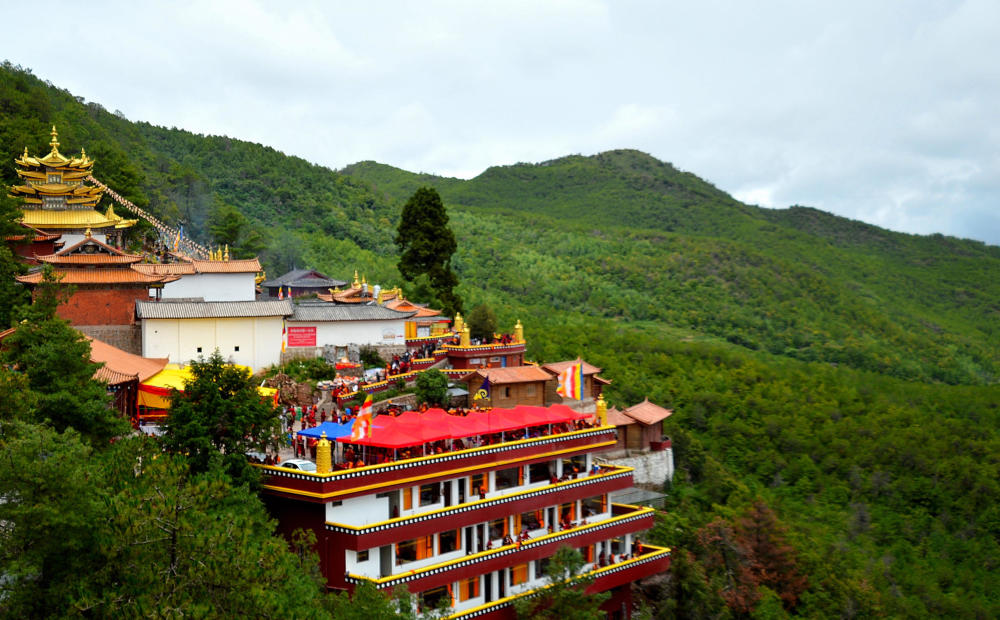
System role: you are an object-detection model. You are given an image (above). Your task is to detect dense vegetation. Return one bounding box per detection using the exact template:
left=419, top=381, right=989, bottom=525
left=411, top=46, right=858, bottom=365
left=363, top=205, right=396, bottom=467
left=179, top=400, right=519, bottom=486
left=3, top=61, right=999, bottom=617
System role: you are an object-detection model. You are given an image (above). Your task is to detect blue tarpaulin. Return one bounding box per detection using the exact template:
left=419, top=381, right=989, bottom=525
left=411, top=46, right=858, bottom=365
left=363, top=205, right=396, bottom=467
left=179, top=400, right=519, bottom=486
left=296, top=421, right=354, bottom=439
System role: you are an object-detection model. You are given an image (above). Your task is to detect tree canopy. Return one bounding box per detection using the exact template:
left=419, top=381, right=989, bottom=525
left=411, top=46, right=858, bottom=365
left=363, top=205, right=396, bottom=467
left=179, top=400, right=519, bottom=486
left=467, top=303, right=498, bottom=342
left=513, top=546, right=610, bottom=620
left=394, top=187, right=463, bottom=317
left=162, top=349, right=281, bottom=484
left=414, top=368, right=449, bottom=407
left=0, top=266, right=126, bottom=445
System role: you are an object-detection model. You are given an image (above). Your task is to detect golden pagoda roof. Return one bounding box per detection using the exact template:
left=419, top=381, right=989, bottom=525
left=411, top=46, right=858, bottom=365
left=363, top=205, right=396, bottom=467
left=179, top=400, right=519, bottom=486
left=20, top=208, right=137, bottom=230
left=13, top=127, right=95, bottom=172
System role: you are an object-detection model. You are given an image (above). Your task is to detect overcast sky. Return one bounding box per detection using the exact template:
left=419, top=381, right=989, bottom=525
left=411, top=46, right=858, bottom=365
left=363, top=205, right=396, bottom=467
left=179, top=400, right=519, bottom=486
left=4, top=1, right=998, bottom=244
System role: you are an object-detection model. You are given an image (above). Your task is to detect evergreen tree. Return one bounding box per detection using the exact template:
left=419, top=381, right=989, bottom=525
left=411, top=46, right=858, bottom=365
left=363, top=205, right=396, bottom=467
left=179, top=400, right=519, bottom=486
left=162, top=349, right=281, bottom=484
left=394, top=187, right=463, bottom=316
left=0, top=194, right=29, bottom=327
left=467, top=303, right=498, bottom=342
left=1, top=266, right=126, bottom=444
left=414, top=368, right=449, bottom=406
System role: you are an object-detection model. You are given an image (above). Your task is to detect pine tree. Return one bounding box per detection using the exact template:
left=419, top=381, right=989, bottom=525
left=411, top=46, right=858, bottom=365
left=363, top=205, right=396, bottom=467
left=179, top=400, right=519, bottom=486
left=394, top=187, right=463, bottom=316
left=2, top=265, right=126, bottom=444
left=162, top=349, right=282, bottom=484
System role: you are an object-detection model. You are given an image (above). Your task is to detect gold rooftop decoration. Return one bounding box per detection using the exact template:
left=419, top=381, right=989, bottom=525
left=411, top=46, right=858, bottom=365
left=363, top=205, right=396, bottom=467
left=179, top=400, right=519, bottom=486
left=10, top=126, right=136, bottom=240
left=514, top=319, right=524, bottom=343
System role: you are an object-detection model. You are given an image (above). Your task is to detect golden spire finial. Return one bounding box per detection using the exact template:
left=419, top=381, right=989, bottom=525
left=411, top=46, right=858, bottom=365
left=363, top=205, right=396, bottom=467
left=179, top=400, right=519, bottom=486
left=514, top=319, right=524, bottom=343
left=49, top=125, right=60, bottom=152
left=224, top=244, right=230, bottom=261
left=22, top=146, right=29, bottom=158
left=84, top=227, right=92, bottom=238
left=352, top=270, right=360, bottom=288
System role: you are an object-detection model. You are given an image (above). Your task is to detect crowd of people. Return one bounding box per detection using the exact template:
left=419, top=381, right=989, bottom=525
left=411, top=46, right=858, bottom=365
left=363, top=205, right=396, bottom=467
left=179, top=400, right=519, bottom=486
left=258, top=400, right=603, bottom=471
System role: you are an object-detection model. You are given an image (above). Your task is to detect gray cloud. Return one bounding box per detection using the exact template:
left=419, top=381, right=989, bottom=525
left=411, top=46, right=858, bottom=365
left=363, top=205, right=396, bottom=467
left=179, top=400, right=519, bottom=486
left=4, top=0, right=997, bottom=244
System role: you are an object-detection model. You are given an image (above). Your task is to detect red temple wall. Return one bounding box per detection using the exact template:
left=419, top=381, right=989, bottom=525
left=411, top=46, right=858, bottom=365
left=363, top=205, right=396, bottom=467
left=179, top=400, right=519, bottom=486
left=52, top=287, right=148, bottom=326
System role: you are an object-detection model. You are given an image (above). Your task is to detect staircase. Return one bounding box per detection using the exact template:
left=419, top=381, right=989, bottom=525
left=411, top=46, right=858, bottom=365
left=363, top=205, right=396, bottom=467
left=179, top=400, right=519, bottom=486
left=88, top=175, right=210, bottom=259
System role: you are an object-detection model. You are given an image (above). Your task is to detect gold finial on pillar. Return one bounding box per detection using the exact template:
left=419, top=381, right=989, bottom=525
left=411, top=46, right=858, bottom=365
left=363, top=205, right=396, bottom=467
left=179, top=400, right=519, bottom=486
left=453, top=312, right=464, bottom=335
left=223, top=244, right=230, bottom=261
left=316, top=431, right=332, bottom=474
left=49, top=125, right=60, bottom=152
left=596, top=393, right=607, bottom=426
left=352, top=270, right=360, bottom=288
left=461, top=325, right=470, bottom=347
left=514, top=319, right=523, bottom=343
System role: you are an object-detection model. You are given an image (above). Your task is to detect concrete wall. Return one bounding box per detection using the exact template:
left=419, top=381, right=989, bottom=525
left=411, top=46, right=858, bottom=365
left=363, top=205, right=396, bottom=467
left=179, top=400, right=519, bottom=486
left=77, top=324, right=142, bottom=355
left=141, top=315, right=283, bottom=371
left=159, top=272, right=256, bottom=302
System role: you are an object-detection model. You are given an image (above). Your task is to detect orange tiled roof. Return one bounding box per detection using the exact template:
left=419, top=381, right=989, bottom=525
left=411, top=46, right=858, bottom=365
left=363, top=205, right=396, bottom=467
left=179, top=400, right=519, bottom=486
left=87, top=336, right=169, bottom=383
left=37, top=253, right=141, bottom=265
left=460, top=365, right=553, bottom=385
left=132, top=263, right=198, bottom=276
left=3, top=224, right=61, bottom=242
left=620, top=398, right=673, bottom=425
left=385, top=298, right=443, bottom=318
left=330, top=286, right=375, bottom=304
left=542, top=358, right=603, bottom=375
left=16, top=269, right=179, bottom=285
left=189, top=258, right=262, bottom=273
left=606, top=406, right=634, bottom=427
left=94, top=366, right=138, bottom=385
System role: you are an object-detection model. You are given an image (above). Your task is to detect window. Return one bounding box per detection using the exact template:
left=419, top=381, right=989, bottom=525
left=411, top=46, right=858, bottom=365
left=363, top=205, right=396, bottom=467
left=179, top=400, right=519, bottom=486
left=419, top=482, right=440, bottom=506
left=561, top=455, right=586, bottom=477
left=519, top=509, right=542, bottom=532
left=234, top=345, right=240, bottom=352
left=357, top=549, right=369, bottom=562
left=439, top=529, right=459, bottom=553
left=504, top=387, right=511, bottom=398
left=494, top=467, right=521, bottom=491
left=397, top=535, right=433, bottom=564
left=578, top=545, right=593, bottom=563
left=489, top=356, right=501, bottom=362
left=489, top=517, right=507, bottom=540
left=560, top=502, right=576, bottom=526
left=525, top=383, right=536, bottom=396
left=196, top=347, right=203, bottom=353
left=419, top=586, right=450, bottom=611
left=509, top=563, right=529, bottom=586
left=47, top=174, right=60, bottom=183
left=471, top=473, right=487, bottom=496
left=459, top=576, right=480, bottom=602
left=528, top=462, right=551, bottom=483
left=537, top=556, right=551, bottom=577
left=582, top=494, right=607, bottom=517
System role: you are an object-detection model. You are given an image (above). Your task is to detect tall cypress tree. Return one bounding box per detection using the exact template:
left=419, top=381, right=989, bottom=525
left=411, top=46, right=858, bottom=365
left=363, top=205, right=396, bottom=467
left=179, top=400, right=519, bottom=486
left=394, top=187, right=463, bottom=317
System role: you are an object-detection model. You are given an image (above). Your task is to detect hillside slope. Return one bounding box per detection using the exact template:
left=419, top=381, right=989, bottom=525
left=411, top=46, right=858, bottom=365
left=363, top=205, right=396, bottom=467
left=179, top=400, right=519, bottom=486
left=3, top=62, right=999, bottom=617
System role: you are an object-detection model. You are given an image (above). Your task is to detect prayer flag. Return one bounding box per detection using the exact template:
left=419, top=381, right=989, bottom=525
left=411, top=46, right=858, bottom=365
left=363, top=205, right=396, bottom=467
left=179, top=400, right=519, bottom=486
left=556, top=362, right=585, bottom=400
left=349, top=413, right=369, bottom=442
left=475, top=375, right=491, bottom=401
left=278, top=285, right=284, bottom=300
left=281, top=320, right=286, bottom=353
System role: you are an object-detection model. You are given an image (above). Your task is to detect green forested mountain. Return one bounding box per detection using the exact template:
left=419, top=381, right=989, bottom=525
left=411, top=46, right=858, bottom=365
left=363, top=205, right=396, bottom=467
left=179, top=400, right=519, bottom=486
left=2, top=62, right=999, bottom=618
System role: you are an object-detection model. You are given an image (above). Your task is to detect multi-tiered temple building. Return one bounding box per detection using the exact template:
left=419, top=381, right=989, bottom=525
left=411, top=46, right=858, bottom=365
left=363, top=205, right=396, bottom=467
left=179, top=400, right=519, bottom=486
left=9, top=126, right=136, bottom=247
left=261, top=399, right=670, bottom=618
